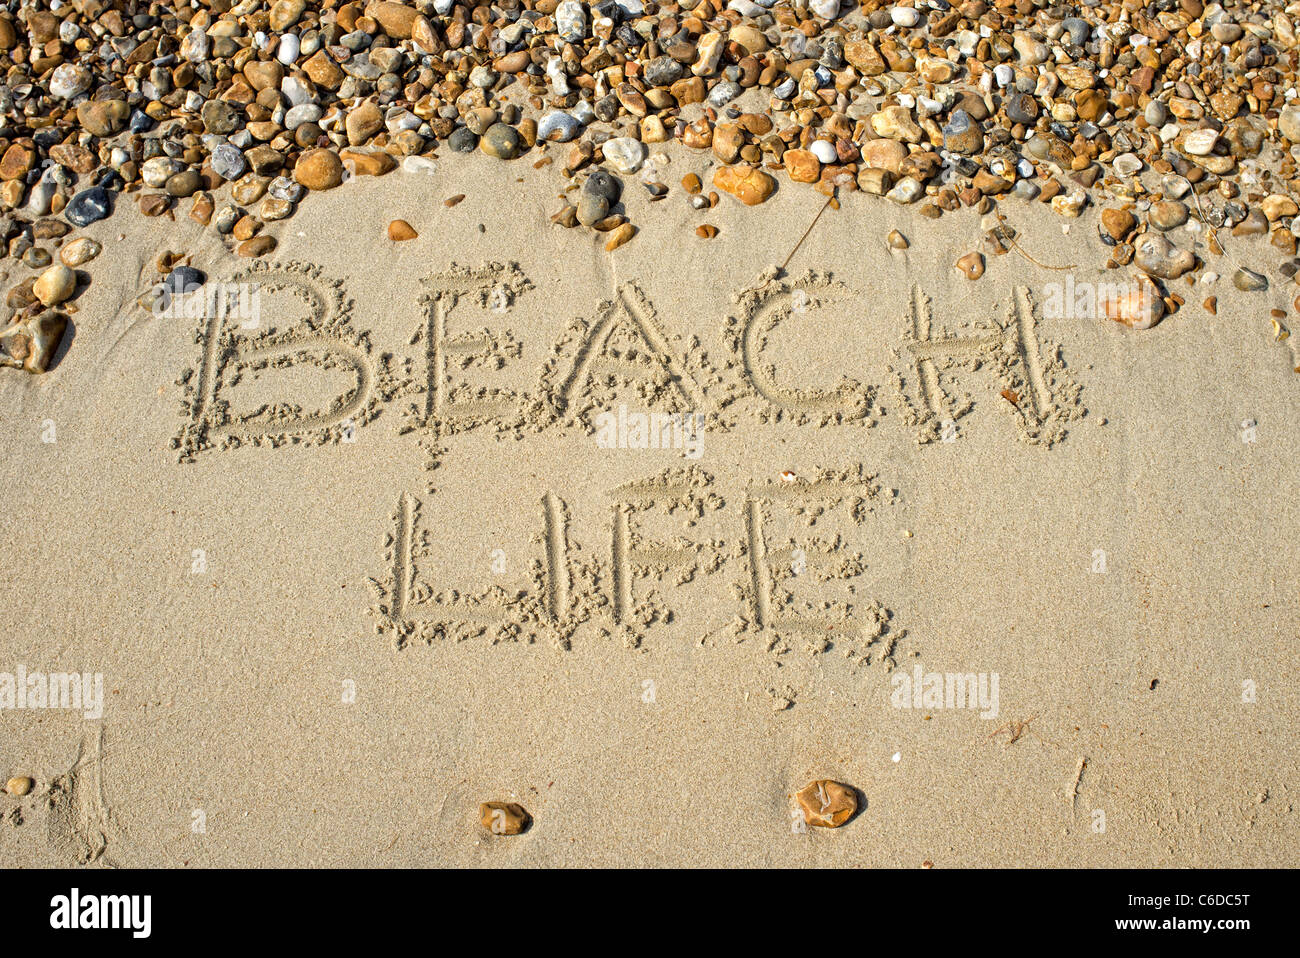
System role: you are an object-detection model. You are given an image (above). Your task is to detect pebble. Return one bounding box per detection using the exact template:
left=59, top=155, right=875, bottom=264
left=602, top=137, right=647, bottom=174
left=294, top=149, right=344, bottom=190
left=794, top=780, right=857, bottom=828
left=1101, top=209, right=1136, bottom=242
left=34, top=265, right=76, bottom=306
left=887, top=176, right=924, bottom=204
left=1149, top=201, right=1189, bottom=231
left=480, top=124, right=522, bottom=160
left=60, top=238, right=101, bottom=268
left=479, top=801, right=530, bottom=835
left=556, top=1, right=586, bottom=41
left=448, top=128, right=478, bottom=153
left=388, top=219, right=418, bottom=241
left=1279, top=106, right=1300, bottom=144
left=887, top=229, right=909, bottom=250
left=714, top=165, right=776, bottom=205
left=956, top=252, right=985, bottom=280
left=538, top=112, right=583, bottom=143
left=1144, top=101, right=1170, bottom=127
left=1135, top=234, right=1197, bottom=279
left=166, top=266, right=205, bottom=293
left=584, top=171, right=621, bottom=203
left=809, top=140, right=837, bottom=164
left=237, top=236, right=277, bottom=258
left=890, top=7, right=921, bottom=28
left=4, top=777, right=33, bottom=796
left=577, top=192, right=610, bottom=228
left=943, top=110, right=983, bottom=155
left=1233, top=268, right=1268, bottom=292
left=1105, top=276, right=1165, bottom=330
left=605, top=223, right=636, bottom=251
left=1183, top=130, right=1220, bottom=157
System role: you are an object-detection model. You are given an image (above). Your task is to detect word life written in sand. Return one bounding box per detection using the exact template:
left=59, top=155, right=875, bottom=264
left=169, top=261, right=1083, bottom=653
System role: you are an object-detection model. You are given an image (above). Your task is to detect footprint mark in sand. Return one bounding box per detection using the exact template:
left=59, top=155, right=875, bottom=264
left=47, top=727, right=120, bottom=867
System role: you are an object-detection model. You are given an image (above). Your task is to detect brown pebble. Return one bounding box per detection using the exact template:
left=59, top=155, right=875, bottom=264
left=605, top=222, right=636, bottom=251
left=138, top=193, right=171, bottom=217
left=696, top=224, right=719, bottom=238
left=956, top=252, right=985, bottom=280
left=237, top=236, right=277, bottom=258
left=682, top=173, right=702, bottom=194
left=794, top=780, right=857, bottom=828
left=479, top=801, right=530, bottom=835
left=5, top=776, right=33, bottom=796
left=190, top=192, right=214, bottom=226
left=444, top=194, right=465, bottom=207
left=887, top=229, right=909, bottom=250
left=1204, top=296, right=1217, bottom=315
left=388, top=219, right=418, bottom=241
left=232, top=215, right=260, bottom=241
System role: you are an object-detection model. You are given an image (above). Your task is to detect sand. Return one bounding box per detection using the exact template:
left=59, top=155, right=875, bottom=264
left=1, top=148, right=1297, bottom=867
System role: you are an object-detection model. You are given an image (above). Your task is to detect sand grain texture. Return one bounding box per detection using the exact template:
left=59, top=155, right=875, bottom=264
left=1, top=154, right=1297, bottom=867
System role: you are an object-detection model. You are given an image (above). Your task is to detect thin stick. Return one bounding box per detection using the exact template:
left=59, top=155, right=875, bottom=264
left=779, top=194, right=834, bottom=274
left=996, top=211, right=1076, bottom=270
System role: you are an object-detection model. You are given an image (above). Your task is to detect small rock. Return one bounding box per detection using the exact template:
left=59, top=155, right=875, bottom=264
left=602, top=137, right=647, bottom=174
left=886, top=176, right=924, bottom=204
left=605, top=222, right=635, bottom=251
left=4, top=776, right=34, bottom=796
left=60, top=238, right=101, bottom=267
left=33, top=264, right=75, bottom=306
left=943, top=110, right=984, bottom=155
left=784, top=149, right=820, bottom=183
left=713, top=164, right=776, bottom=205
left=64, top=187, right=112, bottom=227
left=479, top=801, right=530, bottom=835
left=887, top=229, right=909, bottom=250
left=583, top=170, right=621, bottom=203
left=1105, top=276, right=1165, bottom=330
left=1233, top=268, right=1268, bottom=292
left=1182, top=129, right=1219, bottom=157
left=77, top=99, right=130, bottom=137
left=1279, top=105, right=1300, bottom=143
left=1148, top=200, right=1189, bottom=231
left=795, top=780, right=857, bottom=828
left=237, top=235, right=277, bottom=258
left=956, top=252, right=985, bottom=279
left=1101, top=208, right=1136, bottom=241
left=294, top=149, right=344, bottom=190
left=388, top=219, right=418, bottom=241
left=211, top=144, right=246, bottom=181
left=1134, top=234, right=1196, bottom=279
left=577, top=191, right=609, bottom=227
left=480, top=123, right=522, bottom=160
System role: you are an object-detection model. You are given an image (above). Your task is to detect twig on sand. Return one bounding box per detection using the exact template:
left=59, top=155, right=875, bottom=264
left=995, top=211, right=1076, bottom=271
left=776, top=193, right=835, bottom=276
left=988, top=715, right=1037, bottom=748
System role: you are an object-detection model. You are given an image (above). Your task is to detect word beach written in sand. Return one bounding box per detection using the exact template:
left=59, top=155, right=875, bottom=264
left=169, top=260, right=1084, bottom=652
